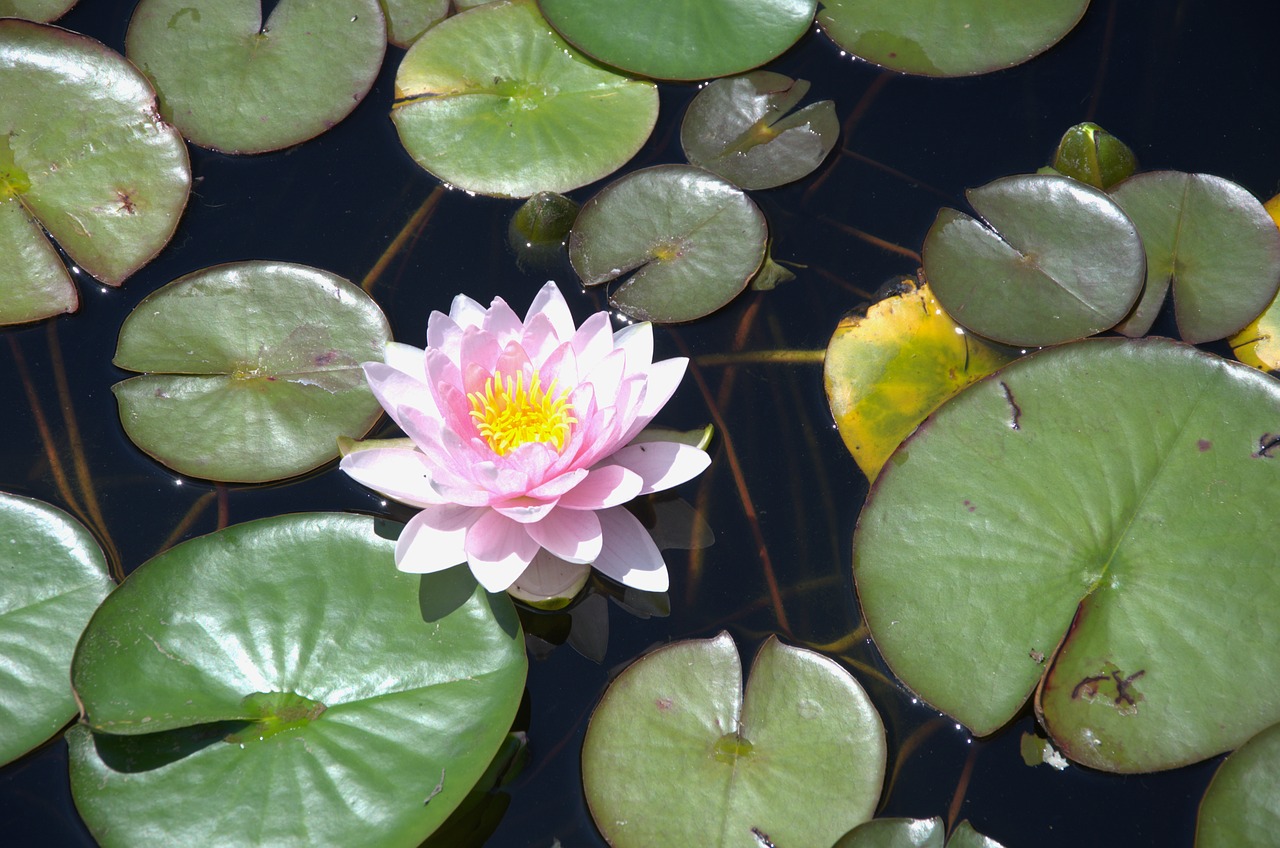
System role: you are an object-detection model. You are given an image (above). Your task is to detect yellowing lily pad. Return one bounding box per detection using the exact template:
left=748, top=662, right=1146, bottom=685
left=1223, top=194, right=1280, bottom=370
left=112, top=261, right=390, bottom=483
left=0, top=19, right=190, bottom=324
left=824, top=278, right=1014, bottom=480
left=126, top=0, right=387, bottom=153
left=392, top=0, right=658, bottom=197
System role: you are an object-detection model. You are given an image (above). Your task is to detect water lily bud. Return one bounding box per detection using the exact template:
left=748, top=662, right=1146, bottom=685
left=1051, top=122, right=1136, bottom=189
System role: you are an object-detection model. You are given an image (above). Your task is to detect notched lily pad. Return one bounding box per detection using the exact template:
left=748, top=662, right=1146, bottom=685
left=855, top=338, right=1280, bottom=772
left=818, top=0, right=1090, bottom=77
left=69, top=512, right=527, bottom=847
left=681, top=72, right=838, bottom=191
left=922, top=173, right=1145, bottom=346
left=582, top=632, right=885, bottom=848
left=569, top=164, right=768, bottom=323
left=392, top=0, right=658, bottom=197
left=539, top=0, right=817, bottom=82
left=1195, top=721, right=1280, bottom=848
left=126, top=0, right=387, bottom=153
left=824, top=278, right=1014, bottom=480
left=0, top=19, right=190, bottom=324
left=0, top=492, right=113, bottom=767
left=1110, top=171, right=1280, bottom=342
left=112, top=261, right=390, bottom=483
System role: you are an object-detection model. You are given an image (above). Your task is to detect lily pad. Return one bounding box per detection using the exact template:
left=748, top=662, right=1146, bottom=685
left=539, top=0, right=817, bottom=81
left=922, top=174, right=1145, bottom=346
left=69, top=512, right=527, bottom=847
left=834, top=817, right=1006, bottom=848
left=0, top=493, right=113, bottom=767
left=381, top=0, right=450, bottom=47
left=1110, top=171, right=1280, bottom=342
left=1228, top=195, right=1280, bottom=370
left=854, top=338, right=1280, bottom=772
left=0, top=19, right=190, bottom=324
left=582, top=632, right=885, bottom=847
left=1195, top=722, right=1280, bottom=848
left=125, top=0, right=387, bottom=154
left=569, top=165, right=768, bottom=322
left=824, top=278, right=1014, bottom=480
left=0, top=0, right=77, bottom=22
left=112, top=261, right=390, bottom=483
left=681, top=72, right=839, bottom=191
left=817, top=0, right=1090, bottom=77
left=392, top=0, right=658, bottom=197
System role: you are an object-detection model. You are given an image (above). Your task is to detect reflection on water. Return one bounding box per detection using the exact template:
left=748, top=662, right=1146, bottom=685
left=0, top=0, right=1267, bottom=844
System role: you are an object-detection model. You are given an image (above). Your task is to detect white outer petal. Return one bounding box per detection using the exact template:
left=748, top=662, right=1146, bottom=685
left=383, top=342, right=427, bottom=382
left=591, top=507, right=668, bottom=592
left=340, top=448, right=445, bottom=507
left=394, top=506, right=480, bottom=573
left=606, top=442, right=711, bottom=496
left=527, top=281, right=576, bottom=341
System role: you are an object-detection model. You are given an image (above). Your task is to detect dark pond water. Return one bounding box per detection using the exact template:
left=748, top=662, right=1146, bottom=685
left=2, top=1, right=1277, bottom=845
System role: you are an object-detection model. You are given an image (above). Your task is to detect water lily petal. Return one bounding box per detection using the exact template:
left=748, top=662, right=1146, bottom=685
left=521, top=312, right=561, bottom=365
left=460, top=326, right=502, bottom=375
left=495, top=340, right=533, bottom=380
left=448, top=293, right=487, bottom=329
left=592, top=506, right=669, bottom=592
left=538, top=341, right=579, bottom=391
left=559, top=464, right=644, bottom=509
left=483, top=295, right=524, bottom=342
left=612, top=321, right=655, bottom=378
left=618, top=357, right=688, bottom=444
left=363, top=361, right=437, bottom=422
left=607, top=441, right=711, bottom=495
left=572, top=310, right=615, bottom=374
left=426, top=310, right=463, bottom=356
left=508, top=550, right=592, bottom=604
left=395, top=505, right=479, bottom=573
left=465, top=511, right=540, bottom=591
left=526, top=507, right=603, bottom=564
left=527, top=467, right=589, bottom=500
left=383, top=342, right=428, bottom=382
left=494, top=499, right=559, bottom=523
left=339, top=448, right=444, bottom=507
left=582, top=347, right=627, bottom=409
left=527, top=280, right=575, bottom=341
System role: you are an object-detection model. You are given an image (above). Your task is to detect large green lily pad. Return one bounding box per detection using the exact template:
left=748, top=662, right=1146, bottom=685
left=681, top=72, right=839, bottom=191
left=0, top=493, right=113, bottom=767
left=582, top=633, right=885, bottom=847
left=112, top=261, right=389, bottom=483
left=539, top=0, right=817, bottom=81
left=1110, top=171, right=1280, bottom=342
left=381, top=0, right=449, bottom=47
left=834, top=817, right=1006, bottom=848
left=69, top=512, right=527, bottom=847
left=126, top=0, right=386, bottom=154
left=1195, top=722, right=1280, bottom=848
left=922, top=174, right=1145, bottom=346
left=569, top=165, right=768, bottom=322
left=0, top=19, right=190, bottom=325
left=392, top=0, right=658, bottom=198
left=855, top=338, right=1280, bottom=772
left=818, top=0, right=1090, bottom=77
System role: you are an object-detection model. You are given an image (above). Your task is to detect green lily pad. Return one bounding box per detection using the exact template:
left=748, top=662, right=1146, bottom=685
left=582, top=632, right=885, bottom=847
left=0, top=0, right=77, bottom=22
left=125, top=0, right=387, bottom=154
left=1109, top=171, right=1280, bottom=342
left=1195, top=722, right=1280, bottom=848
left=0, top=19, right=190, bottom=325
left=392, top=0, right=658, bottom=198
left=539, top=0, right=817, bottom=81
left=855, top=338, right=1280, bottom=772
left=569, top=165, right=768, bottom=322
left=112, top=261, right=390, bottom=483
left=680, top=72, right=839, bottom=191
left=69, top=512, right=527, bottom=847
left=922, top=174, right=1145, bottom=347
left=818, top=0, right=1090, bottom=77
left=834, top=817, right=1006, bottom=848
left=824, top=279, right=1014, bottom=481
left=381, top=0, right=449, bottom=47
left=0, top=493, right=113, bottom=767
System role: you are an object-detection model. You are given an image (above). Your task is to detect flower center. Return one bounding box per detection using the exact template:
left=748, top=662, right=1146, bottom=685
left=467, top=370, right=576, bottom=456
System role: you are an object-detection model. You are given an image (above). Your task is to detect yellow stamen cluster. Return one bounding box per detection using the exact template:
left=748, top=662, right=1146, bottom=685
left=467, top=370, right=576, bottom=456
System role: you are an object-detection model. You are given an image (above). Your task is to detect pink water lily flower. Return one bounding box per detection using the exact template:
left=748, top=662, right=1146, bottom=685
left=341, top=282, right=710, bottom=593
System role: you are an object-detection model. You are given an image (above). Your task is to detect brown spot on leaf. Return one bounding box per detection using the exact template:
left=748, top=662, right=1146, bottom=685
left=655, top=697, right=673, bottom=712
left=1197, top=439, right=1212, bottom=452
left=1071, top=663, right=1145, bottom=716
left=1253, top=434, right=1280, bottom=458
left=116, top=189, right=136, bottom=214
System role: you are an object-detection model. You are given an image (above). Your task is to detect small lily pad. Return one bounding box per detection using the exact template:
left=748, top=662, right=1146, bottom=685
left=1109, top=171, right=1280, bottom=342
left=0, top=19, right=190, bottom=324
left=381, top=0, right=450, bottom=47
left=539, top=0, right=817, bottom=81
left=922, top=174, right=1145, bottom=346
left=126, top=0, right=387, bottom=153
left=818, top=0, right=1090, bottom=77
left=0, top=493, right=113, bottom=767
left=569, top=165, right=768, bottom=322
left=392, top=0, right=658, bottom=197
left=0, top=0, right=77, bottom=22
left=855, top=338, right=1280, bottom=772
left=582, top=632, right=885, bottom=847
left=681, top=72, right=839, bottom=191
left=1195, top=722, right=1280, bottom=848
left=69, top=512, right=527, bottom=848
left=824, top=278, right=1014, bottom=480
left=834, top=817, right=1007, bottom=848
left=112, top=261, right=390, bottom=483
